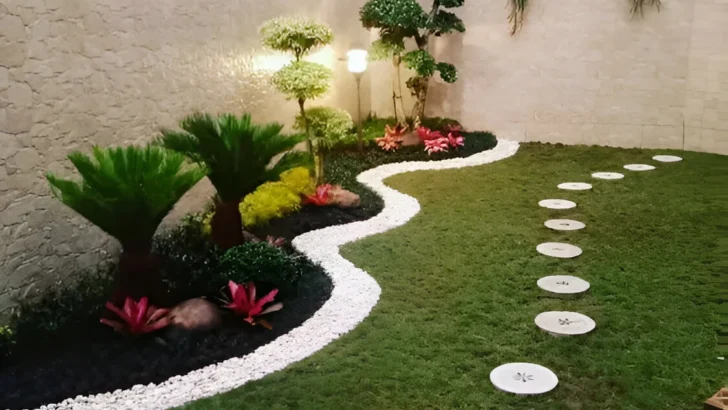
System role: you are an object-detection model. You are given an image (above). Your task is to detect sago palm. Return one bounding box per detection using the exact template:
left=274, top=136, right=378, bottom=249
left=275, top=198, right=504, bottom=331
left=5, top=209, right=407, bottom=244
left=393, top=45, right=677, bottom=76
left=47, top=145, right=206, bottom=305
left=159, top=112, right=309, bottom=249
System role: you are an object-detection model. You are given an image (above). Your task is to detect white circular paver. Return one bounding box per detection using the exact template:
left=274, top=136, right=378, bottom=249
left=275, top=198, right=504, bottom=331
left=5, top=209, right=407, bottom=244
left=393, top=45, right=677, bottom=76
left=490, top=363, right=558, bottom=395
left=653, top=155, right=682, bottom=163
left=624, top=164, right=655, bottom=171
left=537, top=275, right=590, bottom=294
left=557, top=182, right=592, bottom=191
left=544, top=219, right=585, bottom=231
left=538, top=199, right=576, bottom=210
left=591, top=172, right=624, bottom=180
left=535, top=311, right=596, bottom=336
left=536, top=242, right=582, bottom=258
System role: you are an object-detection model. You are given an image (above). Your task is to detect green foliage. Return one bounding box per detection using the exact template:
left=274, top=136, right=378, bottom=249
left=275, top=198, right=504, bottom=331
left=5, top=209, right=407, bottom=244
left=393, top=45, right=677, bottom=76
left=369, top=39, right=405, bottom=61
left=294, top=107, right=354, bottom=150
left=360, top=0, right=427, bottom=34
left=272, top=61, right=333, bottom=102
left=240, top=181, right=302, bottom=227
left=436, top=62, right=458, bottom=83
left=221, top=243, right=316, bottom=295
left=508, top=0, right=528, bottom=35
left=159, top=113, right=310, bottom=203
left=431, top=10, right=465, bottom=35
left=46, top=145, right=205, bottom=250
left=630, top=0, right=661, bottom=16
left=280, top=167, right=316, bottom=196
left=403, top=50, right=437, bottom=77
left=439, top=0, right=465, bottom=7
left=260, top=17, right=333, bottom=60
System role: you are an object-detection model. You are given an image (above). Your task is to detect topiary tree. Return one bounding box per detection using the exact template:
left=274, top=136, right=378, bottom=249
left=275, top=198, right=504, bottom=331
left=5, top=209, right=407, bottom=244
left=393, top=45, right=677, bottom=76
left=46, top=145, right=206, bottom=306
left=159, top=113, right=309, bottom=250
left=361, top=0, right=465, bottom=120
left=261, top=17, right=334, bottom=153
left=294, top=107, right=353, bottom=183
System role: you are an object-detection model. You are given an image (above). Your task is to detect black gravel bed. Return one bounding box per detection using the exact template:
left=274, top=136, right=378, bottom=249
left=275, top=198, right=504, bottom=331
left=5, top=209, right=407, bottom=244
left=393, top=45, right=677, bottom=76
left=0, top=268, right=333, bottom=410
left=252, top=204, right=378, bottom=241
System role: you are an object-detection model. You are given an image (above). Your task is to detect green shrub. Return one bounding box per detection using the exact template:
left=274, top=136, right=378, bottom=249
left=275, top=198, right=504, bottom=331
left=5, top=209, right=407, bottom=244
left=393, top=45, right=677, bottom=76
left=280, top=167, right=316, bottom=196
left=220, top=243, right=315, bottom=295
left=260, top=17, right=334, bottom=60
left=240, top=182, right=302, bottom=227
left=272, top=61, right=333, bottom=102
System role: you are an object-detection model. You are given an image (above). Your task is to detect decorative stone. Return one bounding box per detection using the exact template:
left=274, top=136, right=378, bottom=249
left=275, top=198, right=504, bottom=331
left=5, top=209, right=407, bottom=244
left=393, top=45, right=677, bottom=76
left=591, top=172, right=624, bottom=180
left=537, top=275, right=590, bottom=294
left=652, top=155, right=682, bottom=163
left=330, top=187, right=361, bottom=208
left=489, top=363, right=558, bottom=395
left=169, top=298, right=223, bottom=332
left=624, top=164, right=655, bottom=171
left=534, top=311, right=596, bottom=336
left=544, top=219, right=585, bottom=231
left=536, top=242, right=582, bottom=258
left=557, top=182, right=592, bottom=191
left=538, top=199, right=576, bottom=210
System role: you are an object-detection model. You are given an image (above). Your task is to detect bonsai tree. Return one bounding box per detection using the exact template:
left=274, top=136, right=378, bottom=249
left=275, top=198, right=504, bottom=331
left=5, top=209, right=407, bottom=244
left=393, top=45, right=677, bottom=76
left=360, top=0, right=465, bottom=119
left=46, top=145, right=205, bottom=306
left=294, top=107, right=353, bottom=183
left=261, top=17, right=334, bottom=153
left=159, top=112, right=309, bottom=250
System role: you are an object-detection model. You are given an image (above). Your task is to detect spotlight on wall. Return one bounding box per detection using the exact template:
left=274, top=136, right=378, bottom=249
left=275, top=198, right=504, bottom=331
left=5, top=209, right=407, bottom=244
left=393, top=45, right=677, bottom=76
left=347, top=49, right=368, bottom=152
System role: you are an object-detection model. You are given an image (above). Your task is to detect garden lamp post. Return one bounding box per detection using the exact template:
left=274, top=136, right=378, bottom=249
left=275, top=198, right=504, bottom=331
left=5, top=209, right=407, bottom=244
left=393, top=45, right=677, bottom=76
left=347, top=49, right=368, bottom=152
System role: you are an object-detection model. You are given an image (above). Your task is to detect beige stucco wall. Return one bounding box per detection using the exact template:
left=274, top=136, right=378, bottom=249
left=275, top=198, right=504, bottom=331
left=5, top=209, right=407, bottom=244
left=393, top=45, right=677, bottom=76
left=0, top=0, right=370, bottom=313
left=371, top=0, right=728, bottom=154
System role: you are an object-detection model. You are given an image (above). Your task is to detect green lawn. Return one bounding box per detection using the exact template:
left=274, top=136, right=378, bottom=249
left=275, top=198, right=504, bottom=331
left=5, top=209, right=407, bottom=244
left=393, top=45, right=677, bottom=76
left=182, top=143, right=726, bottom=410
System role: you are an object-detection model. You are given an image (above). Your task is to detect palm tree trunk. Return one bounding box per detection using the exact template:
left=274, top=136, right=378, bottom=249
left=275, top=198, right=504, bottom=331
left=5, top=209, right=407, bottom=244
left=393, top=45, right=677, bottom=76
left=211, top=198, right=244, bottom=250
left=112, top=247, right=166, bottom=306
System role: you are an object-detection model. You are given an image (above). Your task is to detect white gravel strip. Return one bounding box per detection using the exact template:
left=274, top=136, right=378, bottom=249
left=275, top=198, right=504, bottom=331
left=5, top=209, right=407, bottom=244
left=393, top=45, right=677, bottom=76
left=41, top=139, right=520, bottom=410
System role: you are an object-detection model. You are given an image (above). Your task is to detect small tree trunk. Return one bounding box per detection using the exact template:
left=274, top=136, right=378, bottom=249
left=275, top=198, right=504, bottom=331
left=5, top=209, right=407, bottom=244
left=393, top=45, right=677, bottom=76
left=408, top=76, right=430, bottom=120
left=111, top=248, right=166, bottom=307
left=392, top=54, right=406, bottom=124
left=314, top=151, right=325, bottom=184
left=298, top=98, right=313, bottom=154
left=211, top=198, right=244, bottom=250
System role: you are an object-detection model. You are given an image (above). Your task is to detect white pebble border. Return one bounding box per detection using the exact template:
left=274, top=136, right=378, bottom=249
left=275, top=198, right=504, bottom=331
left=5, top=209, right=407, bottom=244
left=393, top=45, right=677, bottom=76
left=38, top=140, right=520, bottom=410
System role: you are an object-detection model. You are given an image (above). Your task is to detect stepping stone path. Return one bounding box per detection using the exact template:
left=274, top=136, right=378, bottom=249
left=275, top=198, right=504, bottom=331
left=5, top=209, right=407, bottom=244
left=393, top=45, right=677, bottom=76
left=557, top=182, right=592, bottom=190
left=490, top=363, right=559, bottom=395
left=623, top=164, right=655, bottom=171
left=534, top=312, right=596, bottom=336
left=653, top=155, right=682, bottom=163
left=493, top=153, right=683, bottom=395
left=536, top=242, right=582, bottom=258
left=592, top=172, right=624, bottom=180
left=539, top=199, right=576, bottom=210
left=544, top=219, right=585, bottom=231
left=537, top=275, right=590, bottom=294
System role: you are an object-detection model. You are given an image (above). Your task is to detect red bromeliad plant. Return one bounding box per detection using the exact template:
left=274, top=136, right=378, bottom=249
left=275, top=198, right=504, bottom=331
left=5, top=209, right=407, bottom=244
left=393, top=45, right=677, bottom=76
left=424, top=137, right=450, bottom=155
left=224, top=281, right=283, bottom=328
left=100, top=297, right=171, bottom=335
left=417, top=126, right=445, bottom=143
left=304, top=184, right=335, bottom=206
left=419, top=125, right=465, bottom=155
left=376, top=124, right=408, bottom=152
left=446, top=125, right=465, bottom=149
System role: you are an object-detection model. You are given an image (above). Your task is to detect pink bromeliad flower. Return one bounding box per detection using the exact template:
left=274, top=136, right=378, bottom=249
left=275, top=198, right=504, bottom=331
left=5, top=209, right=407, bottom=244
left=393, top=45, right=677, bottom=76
left=225, top=281, right=282, bottom=326
left=417, top=126, right=444, bottom=142
left=447, top=133, right=465, bottom=148
left=424, top=137, right=450, bottom=155
left=100, top=297, right=170, bottom=335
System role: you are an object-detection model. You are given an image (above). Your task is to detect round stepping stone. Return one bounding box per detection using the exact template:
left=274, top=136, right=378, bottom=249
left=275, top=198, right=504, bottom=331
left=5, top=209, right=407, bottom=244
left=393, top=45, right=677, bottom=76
left=535, top=311, right=596, bottom=336
left=490, top=363, right=558, bottom=395
left=624, top=164, right=655, bottom=171
left=592, top=172, right=624, bottom=180
left=544, top=219, right=585, bottom=231
left=536, top=242, right=582, bottom=258
left=538, top=199, right=576, bottom=210
left=557, top=182, right=592, bottom=191
left=653, top=155, right=682, bottom=163
left=537, top=275, right=590, bottom=294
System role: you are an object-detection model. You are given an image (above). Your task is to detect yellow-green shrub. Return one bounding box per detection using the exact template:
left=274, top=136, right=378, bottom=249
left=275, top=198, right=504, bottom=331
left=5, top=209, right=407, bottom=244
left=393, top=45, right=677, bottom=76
left=240, top=181, right=302, bottom=227
left=280, top=167, right=316, bottom=196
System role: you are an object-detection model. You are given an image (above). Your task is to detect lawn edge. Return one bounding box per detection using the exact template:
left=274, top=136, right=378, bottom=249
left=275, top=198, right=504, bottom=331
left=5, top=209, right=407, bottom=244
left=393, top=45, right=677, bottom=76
left=46, top=139, right=520, bottom=410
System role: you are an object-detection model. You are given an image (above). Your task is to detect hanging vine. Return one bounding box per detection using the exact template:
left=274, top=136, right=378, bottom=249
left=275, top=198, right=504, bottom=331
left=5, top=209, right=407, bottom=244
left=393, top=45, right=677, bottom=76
left=630, top=0, right=661, bottom=17
left=507, top=0, right=528, bottom=35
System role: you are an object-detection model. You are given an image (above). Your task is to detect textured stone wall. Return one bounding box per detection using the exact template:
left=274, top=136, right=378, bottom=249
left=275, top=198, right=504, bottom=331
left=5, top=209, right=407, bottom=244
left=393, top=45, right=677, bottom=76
left=0, top=0, right=370, bottom=314
left=371, top=0, right=728, bottom=154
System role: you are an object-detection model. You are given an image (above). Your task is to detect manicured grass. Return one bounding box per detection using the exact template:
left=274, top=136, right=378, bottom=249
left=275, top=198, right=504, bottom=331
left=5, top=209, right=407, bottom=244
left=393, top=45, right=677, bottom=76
left=181, top=143, right=726, bottom=410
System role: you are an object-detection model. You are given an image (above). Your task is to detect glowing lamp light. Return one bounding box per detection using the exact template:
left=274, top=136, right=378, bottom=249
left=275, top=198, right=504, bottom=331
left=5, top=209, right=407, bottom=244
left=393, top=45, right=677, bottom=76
left=346, top=49, right=368, bottom=74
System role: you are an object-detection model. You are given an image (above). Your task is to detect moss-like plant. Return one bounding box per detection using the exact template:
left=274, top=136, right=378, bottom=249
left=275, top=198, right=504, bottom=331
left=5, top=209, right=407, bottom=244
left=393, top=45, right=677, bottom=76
left=360, top=0, right=465, bottom=119
left=46, top=145, right=205, bottom=305
left=294, top=107, right=354, bottom=182
left=239, top=181, right=302, bottom=227
left=261, top=17, right=334, bottom=153
left=159, top=113, right=309, bottom=250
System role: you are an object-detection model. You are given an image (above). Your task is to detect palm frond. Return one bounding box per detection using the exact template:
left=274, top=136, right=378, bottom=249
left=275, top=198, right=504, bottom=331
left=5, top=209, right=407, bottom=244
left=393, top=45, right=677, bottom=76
left=630, top=0, right=661, bottom=17
left=507, top=0, right=527, bottom=35
left=160, top=113, right=310, bottom=203
left=47, top=145, right=205, bottom=251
